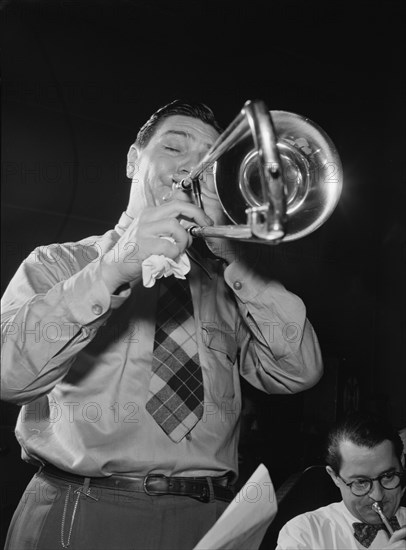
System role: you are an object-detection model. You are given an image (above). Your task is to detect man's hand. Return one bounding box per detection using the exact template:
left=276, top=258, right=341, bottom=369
left=197, top=170, right=237, bottom=262
left=195, top=171, right=262, bottom=266
left=384, top=526, right=406, bottom=549
left=100, top=200, right=213, bottom=293
left=171, top=174, right=262, bottom=268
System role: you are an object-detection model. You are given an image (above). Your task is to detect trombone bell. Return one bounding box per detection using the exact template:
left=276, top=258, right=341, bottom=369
left=182, top=100, right=343, bottom=244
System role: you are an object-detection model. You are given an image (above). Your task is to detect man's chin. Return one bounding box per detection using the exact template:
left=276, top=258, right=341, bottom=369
left=154, top=186, right=174, bottom=205
left=356, top=510, right=382, bottom=524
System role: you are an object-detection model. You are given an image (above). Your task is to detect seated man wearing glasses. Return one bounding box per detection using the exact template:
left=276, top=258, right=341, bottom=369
left=277, top=413, right=406, bottom=549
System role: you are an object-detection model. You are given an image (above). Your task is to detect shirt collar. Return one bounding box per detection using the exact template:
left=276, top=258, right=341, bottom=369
left=339, top=500, right=364, bottom=524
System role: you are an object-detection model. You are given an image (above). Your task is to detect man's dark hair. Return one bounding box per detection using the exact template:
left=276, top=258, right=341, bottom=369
left=135, top=100, right=223, bottom=149
left=325, top=412, right=404, bottom=474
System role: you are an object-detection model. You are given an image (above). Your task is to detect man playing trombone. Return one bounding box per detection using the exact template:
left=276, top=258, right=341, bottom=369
left=1, top=100, right=323, bottom=549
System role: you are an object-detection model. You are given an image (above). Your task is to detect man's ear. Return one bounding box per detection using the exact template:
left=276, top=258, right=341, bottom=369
left=326, top=466, right=341, bottom=488
left=127, top=144, right=139, bottom=179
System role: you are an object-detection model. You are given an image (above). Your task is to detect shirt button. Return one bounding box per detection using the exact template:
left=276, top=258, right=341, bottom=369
left=233, top=281, right=242, bottom=290
left=92, top=304, right=103, bottom=316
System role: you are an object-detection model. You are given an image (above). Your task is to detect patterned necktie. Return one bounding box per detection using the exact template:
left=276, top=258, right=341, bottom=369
left=146, top=276, right=204, bottom=443
left=353, top=516, right=400, bottom=548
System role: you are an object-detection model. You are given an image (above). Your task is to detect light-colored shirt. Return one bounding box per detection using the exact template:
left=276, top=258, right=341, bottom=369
left=276, top=501, right=406, bottom=550
left=1, top=212, right=322, bottom=478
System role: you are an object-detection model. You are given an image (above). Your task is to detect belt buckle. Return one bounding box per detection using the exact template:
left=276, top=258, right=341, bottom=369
left=196, top=477, right=214, bottom=503
left=143, top=473, right=167, bottom=496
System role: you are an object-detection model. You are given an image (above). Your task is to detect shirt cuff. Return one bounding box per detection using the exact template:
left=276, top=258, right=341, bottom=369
left=224, top=260, right=273, bottom=302
left=62, top=261, right=130, bottom=325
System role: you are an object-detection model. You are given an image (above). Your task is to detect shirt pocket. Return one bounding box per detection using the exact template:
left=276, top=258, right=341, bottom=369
left=202, top=323, right=238, bottom=399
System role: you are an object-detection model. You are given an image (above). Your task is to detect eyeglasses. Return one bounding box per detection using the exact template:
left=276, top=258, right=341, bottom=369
left=338, top=471, right=404, bottom=496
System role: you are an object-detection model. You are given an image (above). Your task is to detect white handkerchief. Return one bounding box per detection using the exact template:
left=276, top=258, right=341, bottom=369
left=141, top=237, right=191, bottom=288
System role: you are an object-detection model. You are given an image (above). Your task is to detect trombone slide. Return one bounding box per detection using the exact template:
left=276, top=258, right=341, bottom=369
left=372, top=502, right=394, bottom=535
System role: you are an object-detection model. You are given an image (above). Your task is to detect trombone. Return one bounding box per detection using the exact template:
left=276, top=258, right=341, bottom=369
left=176, top=99, right=342, bottom=244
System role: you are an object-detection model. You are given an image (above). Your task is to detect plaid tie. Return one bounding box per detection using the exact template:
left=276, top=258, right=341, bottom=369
left=353, top=516, right=401, bottom=547
left=146, top=276, right=204, bottom=443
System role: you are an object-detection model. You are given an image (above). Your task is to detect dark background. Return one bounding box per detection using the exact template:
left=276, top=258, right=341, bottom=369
left=1, top=0, right=405, bottom=545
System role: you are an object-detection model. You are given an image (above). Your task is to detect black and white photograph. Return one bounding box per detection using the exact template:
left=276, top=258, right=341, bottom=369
left=1, top=0, right=405, bottom=548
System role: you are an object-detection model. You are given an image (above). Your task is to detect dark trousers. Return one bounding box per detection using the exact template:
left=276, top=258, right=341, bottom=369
left=5, top=470, right=229, bottom=550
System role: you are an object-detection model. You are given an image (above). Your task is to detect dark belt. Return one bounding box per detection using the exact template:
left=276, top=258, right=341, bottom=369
left=42, top=465, right=235, bottom=503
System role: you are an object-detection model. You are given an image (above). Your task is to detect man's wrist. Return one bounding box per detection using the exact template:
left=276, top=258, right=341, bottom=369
left=99, top=256, right=127, bottom=295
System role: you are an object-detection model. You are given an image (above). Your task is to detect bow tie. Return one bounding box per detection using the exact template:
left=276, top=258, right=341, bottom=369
left=353, top=516, right=400, bottom=548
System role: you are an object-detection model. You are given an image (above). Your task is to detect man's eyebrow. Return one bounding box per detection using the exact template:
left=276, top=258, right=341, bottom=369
left=348, top=467, right=397, bottom=480
left=379, top=467, right=397, bottom=475
left=161, top=130, right=213, bottom=149
left=162, top=130, right=190, bottom=139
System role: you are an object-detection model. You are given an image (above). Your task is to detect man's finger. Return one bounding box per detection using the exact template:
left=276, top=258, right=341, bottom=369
left=389, top=526, right=406, bottom=544
left=140, top=218, right=192, bottom=254
left=143, top=201, right=213, bottom=227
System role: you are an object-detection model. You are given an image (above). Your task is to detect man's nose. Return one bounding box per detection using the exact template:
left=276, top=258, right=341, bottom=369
left=369, top=480, right=385, bottom=501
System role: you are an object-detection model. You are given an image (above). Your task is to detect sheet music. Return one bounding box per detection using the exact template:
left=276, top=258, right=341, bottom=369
left=193, top=463, right=277, bottom=550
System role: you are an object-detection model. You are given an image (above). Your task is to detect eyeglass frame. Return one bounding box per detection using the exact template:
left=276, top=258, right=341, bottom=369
left=337, top=471, right=404, bottom=496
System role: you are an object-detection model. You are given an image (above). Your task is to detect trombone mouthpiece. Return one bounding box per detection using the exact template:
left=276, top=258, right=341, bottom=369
left=174, top=177, right=193, bottom=191
left=372, top=502, right=394, bottom=535
left=372, top=502, right=382, bottom=513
